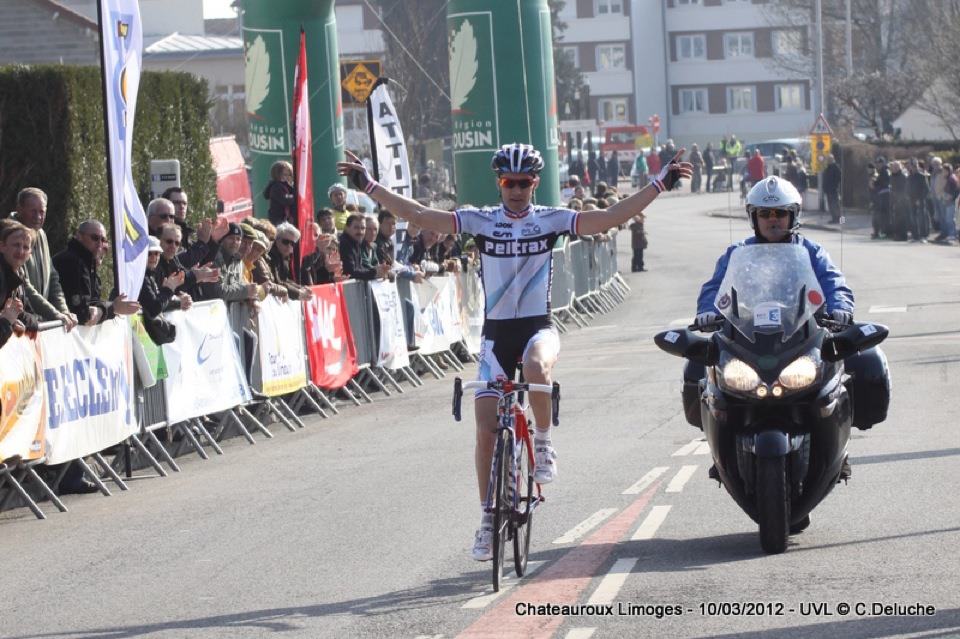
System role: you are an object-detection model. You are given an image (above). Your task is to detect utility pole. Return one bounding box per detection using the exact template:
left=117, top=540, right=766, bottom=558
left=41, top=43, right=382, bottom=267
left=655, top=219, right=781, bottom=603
left=815, top=0, right=826, bottom=116
left=845, top=0, right=853, bottom=75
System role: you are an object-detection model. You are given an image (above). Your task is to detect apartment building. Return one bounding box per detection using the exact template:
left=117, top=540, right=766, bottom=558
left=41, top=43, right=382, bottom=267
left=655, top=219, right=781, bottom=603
left=555, top=0, right=636, bottom=126
left=334, top=0, right=386, bottom=151
left=634, top=0, right=815, bottom=147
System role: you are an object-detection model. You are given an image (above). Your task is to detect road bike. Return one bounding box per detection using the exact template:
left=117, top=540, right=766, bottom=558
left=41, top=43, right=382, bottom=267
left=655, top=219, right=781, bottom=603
left=453, top=376, right=560, bottom=591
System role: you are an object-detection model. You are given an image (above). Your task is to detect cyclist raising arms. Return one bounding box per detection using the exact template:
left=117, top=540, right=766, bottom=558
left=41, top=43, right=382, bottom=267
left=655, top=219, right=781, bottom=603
left=338, top=143, right=691, bottom=560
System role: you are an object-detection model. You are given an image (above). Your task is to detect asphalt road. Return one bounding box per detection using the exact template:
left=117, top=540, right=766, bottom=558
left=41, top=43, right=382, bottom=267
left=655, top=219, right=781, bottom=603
left=3, top=192, right=959, bottom=639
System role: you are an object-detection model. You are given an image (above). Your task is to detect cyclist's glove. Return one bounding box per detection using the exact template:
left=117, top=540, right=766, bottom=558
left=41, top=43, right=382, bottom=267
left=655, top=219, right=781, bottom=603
left=651, top=151, right=689, bottom=193
left=343, top=157, right=379, bottom=194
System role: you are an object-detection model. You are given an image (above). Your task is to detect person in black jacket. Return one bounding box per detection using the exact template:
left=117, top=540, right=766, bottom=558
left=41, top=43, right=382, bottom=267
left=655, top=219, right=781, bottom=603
left=872, top=157, right=891, bottom=239
left=264, top=160, right=295, bottom=226
left=0, top=220, right=42, bottom=349
left=906, top=158, right=930, bottom=242
left=822, top=154, right=842, bottom=223
left=52, top=220, right=140, bottom=325
left=339, top=214, right=390, bottom=281
left=138, top=236, right=191, bottom=345
left=155, top=223, right=220, bottom=303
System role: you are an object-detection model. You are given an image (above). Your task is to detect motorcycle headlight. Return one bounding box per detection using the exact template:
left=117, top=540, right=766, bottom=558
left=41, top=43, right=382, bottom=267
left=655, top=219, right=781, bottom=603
left=722, top=358, right=760, bottom=392
left=778, top=355, right=818, bottom=390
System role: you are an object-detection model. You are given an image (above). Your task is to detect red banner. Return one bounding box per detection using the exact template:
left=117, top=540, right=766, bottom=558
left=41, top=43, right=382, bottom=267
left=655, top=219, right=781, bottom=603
left=293, top=29, right=315, bottom=263
left=303, top=282, right=359, bottom=389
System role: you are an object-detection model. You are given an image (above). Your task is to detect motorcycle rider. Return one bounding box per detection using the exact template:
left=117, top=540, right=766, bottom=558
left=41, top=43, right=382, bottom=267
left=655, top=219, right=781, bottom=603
left=689, top=177, right=867, bottom=479
left=694, top=176, right=854, bottom=327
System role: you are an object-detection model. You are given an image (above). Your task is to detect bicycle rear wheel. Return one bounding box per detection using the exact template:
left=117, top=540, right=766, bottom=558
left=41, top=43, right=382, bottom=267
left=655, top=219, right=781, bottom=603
left=513, top=433, right=534, bottom=577
left=491, top=430, right=511, bottom=592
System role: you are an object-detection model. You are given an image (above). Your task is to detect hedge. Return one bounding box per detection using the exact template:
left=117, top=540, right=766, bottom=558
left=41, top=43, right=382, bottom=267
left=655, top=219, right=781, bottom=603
left=0, top=65, right=217, bottom=290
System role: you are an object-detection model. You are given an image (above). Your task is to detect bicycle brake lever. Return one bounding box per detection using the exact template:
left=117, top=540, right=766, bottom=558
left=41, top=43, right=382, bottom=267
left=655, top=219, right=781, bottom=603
left=453, top=377, right=463, bottom=422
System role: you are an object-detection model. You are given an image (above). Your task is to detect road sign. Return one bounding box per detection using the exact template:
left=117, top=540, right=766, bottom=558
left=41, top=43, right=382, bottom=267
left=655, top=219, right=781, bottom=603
left=809, top=133, right=832, bottom=173
left=810, top=113, right=833, bottom=136
left=340, top=60, right=380, bottom=103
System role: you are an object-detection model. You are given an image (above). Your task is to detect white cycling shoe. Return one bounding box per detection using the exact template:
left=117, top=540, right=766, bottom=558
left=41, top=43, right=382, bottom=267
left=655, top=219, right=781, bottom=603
left=534, top=444, right=558, bottom=484
left=472, top=528, right=493, bottom=561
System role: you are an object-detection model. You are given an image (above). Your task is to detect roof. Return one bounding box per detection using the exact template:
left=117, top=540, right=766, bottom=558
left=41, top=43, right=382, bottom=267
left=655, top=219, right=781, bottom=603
left=144, top=33, right=242, bottom=58
left=31, top=0, right=97, bottom=29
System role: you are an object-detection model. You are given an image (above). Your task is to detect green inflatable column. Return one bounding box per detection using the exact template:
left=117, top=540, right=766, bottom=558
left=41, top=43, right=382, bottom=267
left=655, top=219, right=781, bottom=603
left=447, top=0, right=561, bottom=207
left=241, top=0, right=345, bottom=218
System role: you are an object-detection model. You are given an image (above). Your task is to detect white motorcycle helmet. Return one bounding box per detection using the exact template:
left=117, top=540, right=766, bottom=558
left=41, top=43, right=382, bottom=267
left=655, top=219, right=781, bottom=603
left=745, top=176, right=802, bottom=234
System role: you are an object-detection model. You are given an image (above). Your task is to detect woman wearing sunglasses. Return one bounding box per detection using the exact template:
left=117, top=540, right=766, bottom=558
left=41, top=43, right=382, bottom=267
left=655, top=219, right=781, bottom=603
left=339, top=141, right=691, bottom=562
left=693, top=176, right=854, bottom=330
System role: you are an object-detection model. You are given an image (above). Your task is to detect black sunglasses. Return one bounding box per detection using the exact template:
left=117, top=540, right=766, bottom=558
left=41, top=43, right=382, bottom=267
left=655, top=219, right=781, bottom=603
left=86, top=233, right=109, bottom=244
left=279, top=238, right=296, bottom=247
left=756, top=209, right=791, bottom=220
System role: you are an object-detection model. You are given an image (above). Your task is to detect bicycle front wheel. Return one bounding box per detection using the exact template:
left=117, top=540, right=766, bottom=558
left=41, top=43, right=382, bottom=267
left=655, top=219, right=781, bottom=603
left=513, top=433, right=534, bottom=577
left=491, top=430, right=511, bottom=592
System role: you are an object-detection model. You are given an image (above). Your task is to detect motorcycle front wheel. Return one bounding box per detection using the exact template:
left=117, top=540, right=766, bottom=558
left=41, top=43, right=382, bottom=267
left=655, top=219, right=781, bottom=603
left=757, top=455, right=790, bottom=554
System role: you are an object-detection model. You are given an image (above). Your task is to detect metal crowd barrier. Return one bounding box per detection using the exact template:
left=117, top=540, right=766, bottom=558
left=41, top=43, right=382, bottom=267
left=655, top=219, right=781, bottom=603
left=1, top=233, right=633, bottom=520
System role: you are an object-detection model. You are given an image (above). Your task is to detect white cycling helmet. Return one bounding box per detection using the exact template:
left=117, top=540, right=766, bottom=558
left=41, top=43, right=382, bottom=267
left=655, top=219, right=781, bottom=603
left=745, top=176, right=802, bottom=232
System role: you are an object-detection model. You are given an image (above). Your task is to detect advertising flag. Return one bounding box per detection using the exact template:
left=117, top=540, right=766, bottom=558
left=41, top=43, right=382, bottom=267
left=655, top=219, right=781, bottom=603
left=293, top=29, right=315, bottom=263
left=98, top=0, right=150, bottom=299
left=303, top=283, right=359, bottom=389
left=369, top=82, right=412, bottom=198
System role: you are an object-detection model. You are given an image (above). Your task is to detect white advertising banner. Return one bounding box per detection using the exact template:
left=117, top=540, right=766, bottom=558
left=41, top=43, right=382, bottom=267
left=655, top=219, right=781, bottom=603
left=369, top=280, right=410, bottom=370
left=369, top=82, right=412, bottom=198
left=412, top=276, right=463, bottom=355
left=458, top=270, right=484, bottom=355
left=162, top=301, right=251, bottom=423
left=257, top=295, right=308, bottom=396
left=41, top=319, right=137, bottom=464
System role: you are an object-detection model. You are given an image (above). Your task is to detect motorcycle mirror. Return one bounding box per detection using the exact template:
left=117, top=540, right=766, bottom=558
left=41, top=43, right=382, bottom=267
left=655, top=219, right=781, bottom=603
left=654, top=329, right=718, bottom=366
left=822, top=322, right=889, bottom=362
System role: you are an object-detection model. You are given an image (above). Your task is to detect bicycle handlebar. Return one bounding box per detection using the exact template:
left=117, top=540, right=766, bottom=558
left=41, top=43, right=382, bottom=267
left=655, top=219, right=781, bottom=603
left=453, top=377, right=561, bottom=426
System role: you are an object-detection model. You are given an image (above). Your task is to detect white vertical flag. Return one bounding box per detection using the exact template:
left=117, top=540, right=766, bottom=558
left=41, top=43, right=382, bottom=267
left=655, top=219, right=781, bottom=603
left=369, top=82, right=412, bottom=199
left=98, top=0, right=149, bottom=299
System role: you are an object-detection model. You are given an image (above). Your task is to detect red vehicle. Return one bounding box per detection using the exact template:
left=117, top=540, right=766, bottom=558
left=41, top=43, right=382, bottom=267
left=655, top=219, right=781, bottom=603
left=209, top=135, right=253, bottom=222
left=600, top=125, right=655, bottom=173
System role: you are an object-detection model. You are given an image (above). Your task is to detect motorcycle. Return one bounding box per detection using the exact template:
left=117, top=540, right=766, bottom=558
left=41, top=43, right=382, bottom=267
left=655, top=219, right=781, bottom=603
left=655, top=244, right=890, bottom=554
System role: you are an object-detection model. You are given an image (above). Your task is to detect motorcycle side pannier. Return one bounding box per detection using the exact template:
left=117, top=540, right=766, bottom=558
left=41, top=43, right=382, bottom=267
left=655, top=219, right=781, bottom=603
left=844, top=347, right=891, bottom=430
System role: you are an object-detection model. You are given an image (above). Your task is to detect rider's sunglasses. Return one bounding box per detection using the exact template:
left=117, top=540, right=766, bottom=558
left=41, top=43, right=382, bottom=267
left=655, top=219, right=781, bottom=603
left=756, top=209, right=791, bottom=220
left=499, top=177, right=534, bottom=190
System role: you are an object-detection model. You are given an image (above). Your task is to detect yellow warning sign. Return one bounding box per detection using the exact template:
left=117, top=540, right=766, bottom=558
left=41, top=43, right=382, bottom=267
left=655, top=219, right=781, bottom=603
left=341, top=62, right=378, bottom=103
left=809, top=134, right=832, bottom=173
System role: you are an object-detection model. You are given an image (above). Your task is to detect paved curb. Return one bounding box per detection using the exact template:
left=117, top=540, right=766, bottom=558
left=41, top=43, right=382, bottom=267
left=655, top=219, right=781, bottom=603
left=707, top=209, right=873, bottom=236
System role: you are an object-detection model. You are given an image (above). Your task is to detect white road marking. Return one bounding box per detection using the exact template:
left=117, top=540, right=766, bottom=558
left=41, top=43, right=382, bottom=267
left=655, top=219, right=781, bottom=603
left=693, top=441, right=711, bottom=455
left=552, top=509, right=617, bottom=544
left=587, top=557, right=639, bottom=605
left=868, top=305, right=907, bottom=313
left=461, top=561, right=546, bottom=609
left=622, top=466, right=669, bottom=495
left=665, top=465, right=698, bottom=493
left=672, top=438, right=703, bottom=456
left=564, top=629, right=597, bottom=639
left=631, top=505, right=673, bottom=541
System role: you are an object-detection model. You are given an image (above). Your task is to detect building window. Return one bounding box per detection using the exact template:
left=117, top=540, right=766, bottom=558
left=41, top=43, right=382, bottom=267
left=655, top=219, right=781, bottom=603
left=676, top=0, right=700, bottom=5
left=775, top=84, right=804, bottom=111
left=595, top=0, right=623, bottom=15
left=598, top=98, right=628, bottom=122
left=678, top=88, right=708, bottom=113
left=560, top=46, right=579, bottom=68
left=772, top=29, right=803, bottom=56
left=724, top=32, right=754, bottom=58
left=727, top=86, right=755, bottom=112
left=596, top=44, right=626, bottom=71
left=343, top=106, right=368, bottom=131
left=676, top=34, right=706, bottom=60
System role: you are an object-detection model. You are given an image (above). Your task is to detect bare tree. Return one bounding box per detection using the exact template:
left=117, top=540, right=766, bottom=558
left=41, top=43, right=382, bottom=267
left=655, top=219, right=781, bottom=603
left=762, top=0, right=936, bottom=139
left=910, top=1, right=960, bottom=141
left=374, top=0, right=451, bottom=170
left=549, top=0, right=587, bottom=120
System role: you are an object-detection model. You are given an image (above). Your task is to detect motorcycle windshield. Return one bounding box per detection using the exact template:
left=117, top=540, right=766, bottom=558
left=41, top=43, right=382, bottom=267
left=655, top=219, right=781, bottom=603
left=714, top=244, right=825, bottom=343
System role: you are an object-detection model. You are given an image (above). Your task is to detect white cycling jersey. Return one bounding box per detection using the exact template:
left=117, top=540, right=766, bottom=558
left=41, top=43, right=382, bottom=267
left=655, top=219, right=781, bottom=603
left=454, top=204, right=580, bottom=320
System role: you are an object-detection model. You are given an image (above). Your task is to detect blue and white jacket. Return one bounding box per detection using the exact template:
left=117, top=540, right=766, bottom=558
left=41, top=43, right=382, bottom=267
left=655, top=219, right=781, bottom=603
left=696, top=235, right=854, bottom=315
